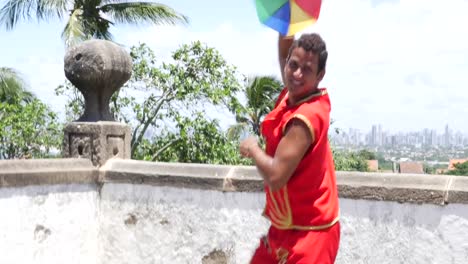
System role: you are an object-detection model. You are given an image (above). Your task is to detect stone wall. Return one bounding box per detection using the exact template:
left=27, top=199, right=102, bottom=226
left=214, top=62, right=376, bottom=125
left=0, top=159, right=99, bottom=264
left=1, top=158, right=468, bottom=263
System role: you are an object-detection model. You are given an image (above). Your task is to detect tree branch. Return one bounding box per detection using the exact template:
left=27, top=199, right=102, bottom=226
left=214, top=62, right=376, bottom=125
left=151, top=138, right=179, bottom=161
left=131, top=95, right=172, bottom=156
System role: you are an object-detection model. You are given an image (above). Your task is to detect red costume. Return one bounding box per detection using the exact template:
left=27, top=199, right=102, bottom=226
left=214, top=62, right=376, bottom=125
left=250, top=88, right=340, bottom=264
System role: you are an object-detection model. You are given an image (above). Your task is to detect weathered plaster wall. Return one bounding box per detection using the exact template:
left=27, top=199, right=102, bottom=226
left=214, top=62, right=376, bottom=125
left=0, top=184, right=99, bottom=264
left=337, top=199, right=468, bottom=264
left=99, top=184, right=269, bottom=264
left=98, top=183, right=468, bottom=264
left=1, top=159, right=468, bottom=264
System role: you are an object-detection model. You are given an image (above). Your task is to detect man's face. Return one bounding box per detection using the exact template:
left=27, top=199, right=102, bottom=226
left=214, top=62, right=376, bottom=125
left=284, top=47, right=325, bottom=99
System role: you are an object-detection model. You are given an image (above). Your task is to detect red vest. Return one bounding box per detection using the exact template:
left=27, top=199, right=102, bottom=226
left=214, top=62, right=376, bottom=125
left=260, top=88, right=340, bottom=230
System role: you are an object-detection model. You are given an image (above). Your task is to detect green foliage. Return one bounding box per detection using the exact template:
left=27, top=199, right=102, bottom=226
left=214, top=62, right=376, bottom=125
left=447, top=161, right=468, bottom=176
left=0, top=97, right=62, bottom=159
left=375, top=153, right=393, bottom=171
left=128, top=41, right=244, bottom=158
left=424, top=164, right=436, bottom=175
left=357, top=149, right=377, bottom=160
left=55, top=80, right=84, bottom=123
left=56, top=41, right=245, bottom=164
left=0, top=67, right=34, bottom=103
left=0, top=0, right=188, bottom=46
left=330, top=137, right=376, bottom=171
left=135, top=112, right=251, bottom=165
left=228, top=76, right=283, bottom=139
left=333, top=149, right=369, bottom=172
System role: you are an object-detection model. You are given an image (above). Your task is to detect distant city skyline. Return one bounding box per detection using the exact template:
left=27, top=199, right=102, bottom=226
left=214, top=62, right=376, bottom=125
left=330, top=122, right=468, bottom=135
left=331, top=123, right=468, bottom=148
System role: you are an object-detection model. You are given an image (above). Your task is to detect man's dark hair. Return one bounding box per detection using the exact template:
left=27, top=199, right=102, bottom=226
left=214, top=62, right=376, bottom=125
left=287, top=33, right=328, bottom=73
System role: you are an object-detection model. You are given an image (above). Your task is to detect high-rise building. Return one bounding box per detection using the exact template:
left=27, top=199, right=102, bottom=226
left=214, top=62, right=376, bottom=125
left=445, top=124, right=451, bottom=146
left=430, top=129, right=437, bottom=146
left=378, top=124, right=383, bottom=146
left=345, top=124, right=466, bottom=148
left=371, top=125, right=377, bottom=146
left=423, top=129, right=430, bottom=146
left=455, top=132, right=464, bottom=146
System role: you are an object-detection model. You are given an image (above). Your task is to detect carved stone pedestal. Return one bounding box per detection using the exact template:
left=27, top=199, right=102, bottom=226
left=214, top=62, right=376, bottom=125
left=61, top=39, right=133, bottom=167
left=63, top=122, right=131, bottom=167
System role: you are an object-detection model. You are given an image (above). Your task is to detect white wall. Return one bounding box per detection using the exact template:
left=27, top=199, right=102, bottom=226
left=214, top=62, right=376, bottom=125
left=99, top=184, right=269, bottom=264
left=1, top=182, right=467, bottom=264
left=337, top=199, right=468, bottom=264
left=0, top=184, right=99, bottom=264
left=100, top=184, right=468, bottom=264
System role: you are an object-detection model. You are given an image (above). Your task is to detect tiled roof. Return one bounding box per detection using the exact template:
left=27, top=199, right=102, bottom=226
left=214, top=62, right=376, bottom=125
left=399, top=162, right=424, bottom=174
left=367, top=160, right=379, bottom=172
left=448, top=159, right=468, bottom=170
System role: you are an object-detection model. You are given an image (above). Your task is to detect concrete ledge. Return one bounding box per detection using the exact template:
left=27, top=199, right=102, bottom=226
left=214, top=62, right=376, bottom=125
left=100, top=159, right=250, bottom=191
left=336, top=171, right=449, bottom=205
left=447, top=176, right=468, bottom=204
left=102, top=160, right=468, bottom=205
left=1, top=158, right=467, bottom=205
left=0, top=158, right=98, bottom=187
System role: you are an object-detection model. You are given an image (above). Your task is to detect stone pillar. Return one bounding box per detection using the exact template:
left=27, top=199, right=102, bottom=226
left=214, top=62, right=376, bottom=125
left=62, top=39, right=133, bottom=166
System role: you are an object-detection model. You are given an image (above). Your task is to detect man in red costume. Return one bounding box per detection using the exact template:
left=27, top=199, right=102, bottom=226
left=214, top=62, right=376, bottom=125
left=240, top=33, right=340, bottom=263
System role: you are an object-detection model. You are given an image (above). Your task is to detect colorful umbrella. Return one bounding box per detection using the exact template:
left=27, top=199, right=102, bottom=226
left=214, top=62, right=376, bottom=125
left=255, top=0, right=322, bottom=37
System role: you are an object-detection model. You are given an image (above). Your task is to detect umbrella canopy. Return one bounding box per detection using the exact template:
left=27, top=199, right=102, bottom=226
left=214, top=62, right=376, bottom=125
left=255, top=0, right=322, bottom=36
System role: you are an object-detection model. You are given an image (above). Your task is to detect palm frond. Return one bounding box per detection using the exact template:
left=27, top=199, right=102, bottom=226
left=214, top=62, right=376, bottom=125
left=36, top=0, right=69, bottom=20
left=99, top=2, right=188, bottom=26
left=0, top=67, right=34, bottom=102
left=0, top=0, right=68, bottom=30
left=245, top=75, right=283, bottom=111
left=233, top=75, right=283, bottom=136
left=92, top=15, right=113, bottom=40
left=227, top=122, right=249, bottom=141
left=235, top=115, right=250, bottom=124
left=62, top=8, right=86, bottom=46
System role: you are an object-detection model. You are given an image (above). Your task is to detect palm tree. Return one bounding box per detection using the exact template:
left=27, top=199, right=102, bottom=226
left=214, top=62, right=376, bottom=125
left=0, top=0, right=189, bottom=46
left=228, top=75, right=283, bottom=139
left=0, top=67, right=34, bottom=103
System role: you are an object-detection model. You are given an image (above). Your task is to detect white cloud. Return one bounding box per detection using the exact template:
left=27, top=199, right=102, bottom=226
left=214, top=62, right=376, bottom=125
left=120, top=0, right=468, bottom=133
left=304, top=0, right=468, bottom=132
left=118, top=22, right=282, bottom=130
left=120, top=22, right=281, bottom=78
left=4, top=0, right=466, bottom=133
left=11, top=56, right=67, bottom=115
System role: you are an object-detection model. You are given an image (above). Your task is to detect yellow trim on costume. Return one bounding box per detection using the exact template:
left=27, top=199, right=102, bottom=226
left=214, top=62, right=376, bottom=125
left=268, top=189, right=287, bottom=218
left=282, top=114, right=315, bottom=144
left=267, top=207, right=285, bottom=225
left=282, top=187, right=293, bottom=224
left=276, top=247, right=289, bottom=264
left=285, top=89, right=327, bottom=107
left=288, top=215, right=340, bottom=231
left=280, top=189, right=290, bottom=219
left=268, top=189, right=290, bottom=227
left=265, top=186, right=340, bottom=231
left=267, top=213, right=340, bottom=231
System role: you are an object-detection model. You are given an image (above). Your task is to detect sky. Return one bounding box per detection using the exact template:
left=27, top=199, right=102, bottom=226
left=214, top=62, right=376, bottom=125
left=1, top=0, right=467, bottom=134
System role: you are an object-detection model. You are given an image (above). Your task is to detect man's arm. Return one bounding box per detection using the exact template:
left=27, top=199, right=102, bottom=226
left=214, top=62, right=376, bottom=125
left=240, top=119, right=313, bottom=191
left=278, top=34, right=294, bottom=83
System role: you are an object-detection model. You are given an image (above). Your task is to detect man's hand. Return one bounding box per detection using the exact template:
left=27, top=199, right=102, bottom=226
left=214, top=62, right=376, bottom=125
left=240, top=136, right=258, bottom=158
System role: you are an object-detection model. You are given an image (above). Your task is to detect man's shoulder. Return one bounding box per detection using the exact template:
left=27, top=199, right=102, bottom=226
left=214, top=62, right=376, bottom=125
left=295, top=95, right=331, bottom=123
left=299, top=89, right=330, bottom=109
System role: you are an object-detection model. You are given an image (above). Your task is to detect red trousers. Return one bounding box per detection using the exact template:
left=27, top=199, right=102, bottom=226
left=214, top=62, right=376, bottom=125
left=250, top=222, right=340, bottom=264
